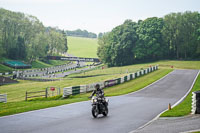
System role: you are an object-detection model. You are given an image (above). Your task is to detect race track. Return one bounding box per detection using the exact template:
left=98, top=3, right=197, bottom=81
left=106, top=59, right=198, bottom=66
left=0, top=69, right=199, bottom=133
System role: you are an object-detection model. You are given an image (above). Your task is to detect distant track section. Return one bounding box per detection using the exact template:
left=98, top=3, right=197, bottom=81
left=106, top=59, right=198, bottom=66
left=46, top=56, right=100, bottom=62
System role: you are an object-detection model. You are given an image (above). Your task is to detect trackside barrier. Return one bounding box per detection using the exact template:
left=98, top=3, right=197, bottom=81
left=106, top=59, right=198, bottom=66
left=63, top=65, right=158, bottom=98
left=191, top=91, right=200, bottom=114
left=0, top=94, right=7, bottom=103
left=72, top=86, right=80, bottom=95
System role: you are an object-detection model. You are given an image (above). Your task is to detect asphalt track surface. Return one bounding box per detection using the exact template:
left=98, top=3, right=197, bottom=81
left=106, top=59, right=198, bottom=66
left=0, top=69, right=199, bottom=133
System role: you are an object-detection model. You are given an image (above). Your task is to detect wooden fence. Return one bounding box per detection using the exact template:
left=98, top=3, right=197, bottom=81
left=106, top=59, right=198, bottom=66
left=25, top=90, right=47, bottom=101
left=25, top=87, right=60, bottom=101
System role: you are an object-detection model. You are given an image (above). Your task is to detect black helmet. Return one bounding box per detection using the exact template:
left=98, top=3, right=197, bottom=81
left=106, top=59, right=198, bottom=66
left=95, top=84, right=100, bottom=89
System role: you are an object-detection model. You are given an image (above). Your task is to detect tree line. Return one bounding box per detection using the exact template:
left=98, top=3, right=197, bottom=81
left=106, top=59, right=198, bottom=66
left=0, top=8, right=68, bottom=63
left=97, top=11, right=200, bottom=67
left=66, top=29, right=97, bottom=38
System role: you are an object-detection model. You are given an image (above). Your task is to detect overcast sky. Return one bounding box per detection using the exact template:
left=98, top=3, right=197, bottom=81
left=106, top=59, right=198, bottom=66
left=0, top=0, right=199, bottom=34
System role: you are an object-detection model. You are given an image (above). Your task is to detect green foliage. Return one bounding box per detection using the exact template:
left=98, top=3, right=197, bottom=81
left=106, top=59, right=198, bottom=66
left=98, top=20, right=138, bottom=66
left=162, top=11, right=200, bottom=59
left=135, top=17, right=165, bottom=60
left=0, top=8, right=68, bottom=62
left=98, top=11, right=200, bottom=67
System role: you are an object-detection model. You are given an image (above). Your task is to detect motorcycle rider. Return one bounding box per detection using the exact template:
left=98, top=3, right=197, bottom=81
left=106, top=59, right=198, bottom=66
left=89, top=84, right=108, bottom=117
left=89, top=84, right=104, bottom=99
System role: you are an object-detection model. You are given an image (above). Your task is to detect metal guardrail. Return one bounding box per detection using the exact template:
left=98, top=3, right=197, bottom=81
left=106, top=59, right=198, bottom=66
left=0, top=94, right=7, bottom=103
left=63, top=66, right=158, bottom=98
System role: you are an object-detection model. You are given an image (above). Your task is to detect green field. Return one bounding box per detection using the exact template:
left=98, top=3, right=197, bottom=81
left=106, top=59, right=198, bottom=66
left=67, top=36, right=98, bottom=58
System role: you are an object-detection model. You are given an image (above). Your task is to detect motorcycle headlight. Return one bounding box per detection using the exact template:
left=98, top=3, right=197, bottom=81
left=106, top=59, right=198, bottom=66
left=91, top=97, right=97, bottom=103
left=91, top=99, right=97, bottom=103
left=106, top=98, right=109, bottom=103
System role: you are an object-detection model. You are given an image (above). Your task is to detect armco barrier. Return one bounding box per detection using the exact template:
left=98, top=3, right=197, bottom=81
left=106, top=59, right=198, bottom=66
left=121, top=77, right=124, bottom=83
left=124, top=76, right=128, bottom=82
left=72, top=86, right=80, bottom=95
left=63, top=65, right=158, bottom=98
left=0, top=94, right=7, bottom=103
left=80, top=85, right=87, bottom=93
left=63, top=87, right=72, bottom=97
left=105, top=80, right=117, bottom=87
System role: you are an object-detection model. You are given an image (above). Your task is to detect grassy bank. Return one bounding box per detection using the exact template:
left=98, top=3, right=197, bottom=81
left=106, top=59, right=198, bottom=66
left=31, top=60, right=70, bottom=68
left=161, top=72, right=200, bottom=117
left=0, top=69, right=171, bottom=117
left=152, top=60, right=200, bottom=69
left=0, top=64, right=13, bottom=73
left=67, top=36, right=98, bottom=58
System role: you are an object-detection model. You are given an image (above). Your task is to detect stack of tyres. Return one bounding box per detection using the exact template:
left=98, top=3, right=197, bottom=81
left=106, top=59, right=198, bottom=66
left=192, top=91, right=200, bottom=114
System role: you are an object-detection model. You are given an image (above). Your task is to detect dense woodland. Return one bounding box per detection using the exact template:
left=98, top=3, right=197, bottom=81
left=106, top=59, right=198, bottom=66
left=97, top=11, right=200, bottom=67
left=66, top=29, right=97, bottom=38
left=0, top=8, right=68, bottom=63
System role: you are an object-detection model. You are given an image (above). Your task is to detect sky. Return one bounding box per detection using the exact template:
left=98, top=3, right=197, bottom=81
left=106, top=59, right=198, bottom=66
left=0, top=0, right=200, bottom=34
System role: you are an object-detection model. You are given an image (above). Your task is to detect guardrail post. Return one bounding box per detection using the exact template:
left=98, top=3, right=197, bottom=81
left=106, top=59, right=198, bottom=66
left=5, top=94, right=7, bottom=103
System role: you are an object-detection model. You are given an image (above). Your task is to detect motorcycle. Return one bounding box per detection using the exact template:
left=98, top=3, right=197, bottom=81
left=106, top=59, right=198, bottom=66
left=91, top=95, right=109, bottom=118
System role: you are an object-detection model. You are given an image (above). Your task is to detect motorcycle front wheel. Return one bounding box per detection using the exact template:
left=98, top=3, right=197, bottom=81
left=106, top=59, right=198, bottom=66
left=92, top=106, right=98, bottom=118
left=103, top=106, right=108, bottom=116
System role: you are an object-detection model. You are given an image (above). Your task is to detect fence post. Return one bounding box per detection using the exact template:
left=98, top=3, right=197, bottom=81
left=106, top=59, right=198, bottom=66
left=58, top=88, right=60, bottom=95
left=45, top=88, right=48, bottom=98
left=25, top=91, right=27, bottom=101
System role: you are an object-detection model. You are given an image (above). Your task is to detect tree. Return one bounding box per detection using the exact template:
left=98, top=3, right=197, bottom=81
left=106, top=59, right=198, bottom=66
left=0, top=8, right=68, bottom=62
left=97, top=20, right=138, bottom=66
left=162, top=11, right=200, bottom=59
left=66, top=29, right=97, bottom=38
left=135, top=17, right=165, bottom=61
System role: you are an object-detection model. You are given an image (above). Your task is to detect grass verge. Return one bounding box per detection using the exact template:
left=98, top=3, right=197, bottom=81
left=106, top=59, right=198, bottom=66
left=161, top=71, right=200, bottom=117
left=0, top=69, right=172, bottom=117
